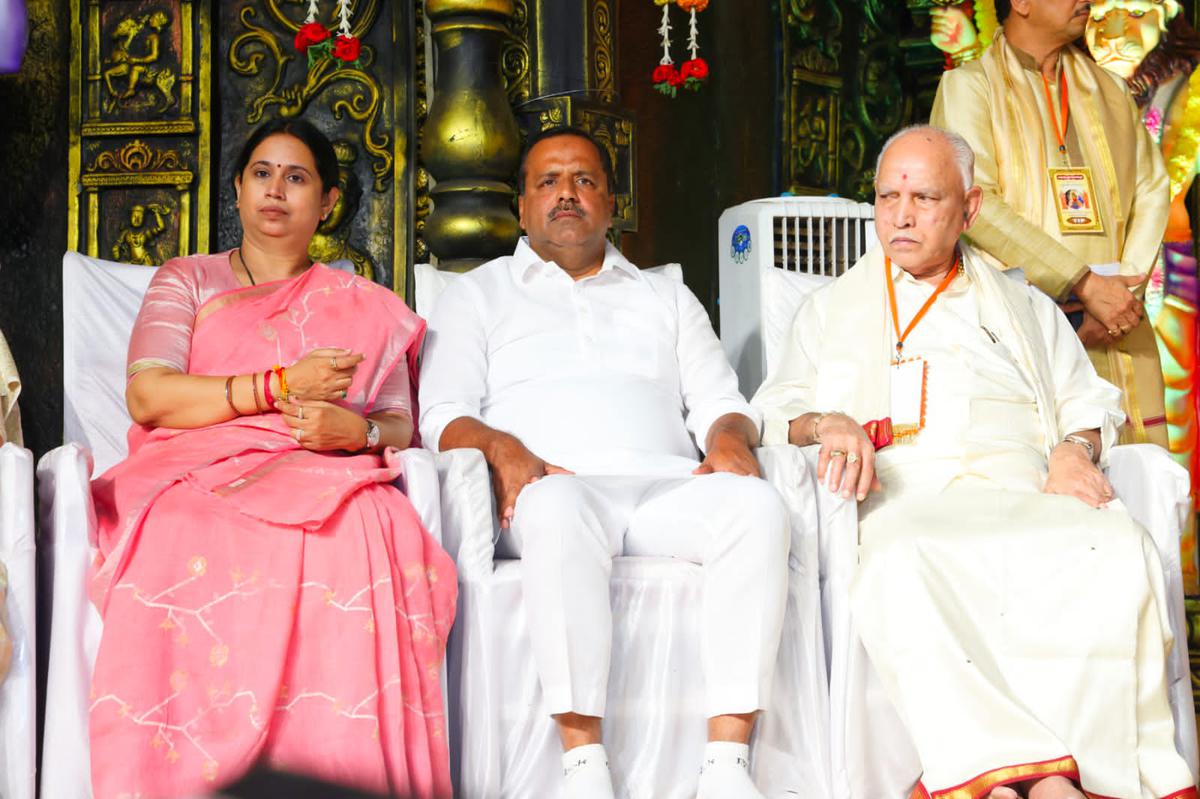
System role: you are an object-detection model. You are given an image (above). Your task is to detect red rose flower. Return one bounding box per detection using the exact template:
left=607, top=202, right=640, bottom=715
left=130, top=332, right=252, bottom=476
left=681, top=57, right=709, bottom=82
left=332, top=34, right=361, bottom=63
left=652, top=63, right=678, bottom=85
left=294, top=21, right=330, bottom=53
left=677, top=0, right=710, bottom=10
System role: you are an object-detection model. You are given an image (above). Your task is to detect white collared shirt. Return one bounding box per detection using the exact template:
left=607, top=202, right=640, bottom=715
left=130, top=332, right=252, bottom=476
left=419, top=238, right=759, bottom=475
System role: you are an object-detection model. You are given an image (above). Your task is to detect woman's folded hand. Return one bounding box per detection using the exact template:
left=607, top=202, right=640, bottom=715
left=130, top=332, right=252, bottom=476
left=285, top=347, right=363, bottom=401
left=277, top=399, right=367, bottom=452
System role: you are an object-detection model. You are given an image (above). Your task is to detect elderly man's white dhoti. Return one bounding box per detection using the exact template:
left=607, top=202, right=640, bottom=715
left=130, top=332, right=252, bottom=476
left=753, top=244, right=1196, bottom=798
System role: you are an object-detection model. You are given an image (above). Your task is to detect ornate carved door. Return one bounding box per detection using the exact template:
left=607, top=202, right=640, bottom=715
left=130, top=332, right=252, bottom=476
left=781, top=0, right=946, bottom=200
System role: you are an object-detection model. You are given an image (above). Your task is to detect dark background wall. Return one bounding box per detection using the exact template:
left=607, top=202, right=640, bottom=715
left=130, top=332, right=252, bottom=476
left=619, top=0, right=779, bottom=320
left=0, top=0, right=70, bottom=460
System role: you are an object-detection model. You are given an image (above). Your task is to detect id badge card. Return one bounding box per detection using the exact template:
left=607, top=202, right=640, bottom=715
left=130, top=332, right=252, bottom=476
left=890, top=357, right=927, bottom=444
left=1049, top=167, right=1104, bottom=234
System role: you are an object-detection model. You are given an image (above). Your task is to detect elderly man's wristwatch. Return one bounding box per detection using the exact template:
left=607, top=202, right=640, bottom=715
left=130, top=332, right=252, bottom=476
left=363, top=419, right=381, bottom=451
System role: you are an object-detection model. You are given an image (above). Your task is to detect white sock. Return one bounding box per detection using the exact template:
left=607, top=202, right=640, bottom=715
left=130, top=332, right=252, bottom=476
left=562, top=743, right=615, bottom=799
left=697, top=741, right=764, bottom=799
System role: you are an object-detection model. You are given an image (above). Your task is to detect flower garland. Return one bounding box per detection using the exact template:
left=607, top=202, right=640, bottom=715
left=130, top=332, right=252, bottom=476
left=294, top=0, right=362, bottom=68
left=651, top=0, right=710, bottom=98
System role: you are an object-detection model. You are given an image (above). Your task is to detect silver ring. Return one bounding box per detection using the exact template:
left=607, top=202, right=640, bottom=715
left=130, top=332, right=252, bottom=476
left=331, top=357, right=338, bottom=370
left=294, top=428, right=303, bottom=441
left=298, top=406, right=304, bottom=420
left=830, top=449, right=846, bottom=459
left=846, top=452, right=860, bottom=464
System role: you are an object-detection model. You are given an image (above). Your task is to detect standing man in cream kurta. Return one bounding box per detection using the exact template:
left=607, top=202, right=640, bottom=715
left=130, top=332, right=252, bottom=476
left=931, top=0, right=1171, bottom=446
left=753, top=126, right=1195, bottom=799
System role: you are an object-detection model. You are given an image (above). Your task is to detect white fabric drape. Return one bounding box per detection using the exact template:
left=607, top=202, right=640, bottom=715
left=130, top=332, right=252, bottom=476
left=438, top=445, right=832, bottom=799
left=0, top=443, right=35, bottom=799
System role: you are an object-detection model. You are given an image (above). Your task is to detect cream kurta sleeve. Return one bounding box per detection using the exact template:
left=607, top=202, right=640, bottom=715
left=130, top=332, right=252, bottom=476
left=932, top=66, right=1090, bottom=300
left=750, top=287, right=829, bottom=446
left=1027, top=286, right=1124, bottom=462
left=0, top=329, right=21, bottom=447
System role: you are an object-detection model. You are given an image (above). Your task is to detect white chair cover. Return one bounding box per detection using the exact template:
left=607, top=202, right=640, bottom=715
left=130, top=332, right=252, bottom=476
left=417, top=263, right=832, bottom=797
left=436, top=446, right=832, bottom=799
left=40, top=253, right=445, bottom=798
left=61, top=252, right=155, bottom=477
left=749, top=265, right=1200, bottom=798
left=0, top=442, right=35, bottom=799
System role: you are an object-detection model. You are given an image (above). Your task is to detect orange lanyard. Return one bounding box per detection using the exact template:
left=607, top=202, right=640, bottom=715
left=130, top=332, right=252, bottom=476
left=1040, top=68, right=1070, bottom=164
left=885, top=255, right=961, bottom=362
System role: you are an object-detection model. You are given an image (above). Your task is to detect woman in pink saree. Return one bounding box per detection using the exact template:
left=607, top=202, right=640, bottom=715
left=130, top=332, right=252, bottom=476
left=88, top=118, right=456, bottom=798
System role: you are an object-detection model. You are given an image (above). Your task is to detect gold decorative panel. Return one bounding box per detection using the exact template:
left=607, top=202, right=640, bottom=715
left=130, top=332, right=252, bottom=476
left=68, top=0, right=212, bottom=263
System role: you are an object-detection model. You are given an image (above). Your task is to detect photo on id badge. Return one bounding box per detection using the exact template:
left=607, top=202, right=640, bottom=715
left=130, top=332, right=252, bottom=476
left=1049, top=168, right=1104, bottom=233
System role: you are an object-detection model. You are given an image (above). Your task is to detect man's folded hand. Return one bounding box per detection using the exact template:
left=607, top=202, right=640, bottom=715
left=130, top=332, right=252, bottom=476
left=1074, top=271, right=1144, bottom=336
left=1043, top=441, right=1113, bottom=508
left=489, top=435, right=573, bottom=528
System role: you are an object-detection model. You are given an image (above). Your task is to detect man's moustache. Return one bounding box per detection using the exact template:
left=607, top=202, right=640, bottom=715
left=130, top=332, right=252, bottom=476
left=549, top=204, right=585, bottom=220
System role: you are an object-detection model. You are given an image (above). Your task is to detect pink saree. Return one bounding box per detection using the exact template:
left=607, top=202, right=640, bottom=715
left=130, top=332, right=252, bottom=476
left=89, top=257, right=456, bottom=798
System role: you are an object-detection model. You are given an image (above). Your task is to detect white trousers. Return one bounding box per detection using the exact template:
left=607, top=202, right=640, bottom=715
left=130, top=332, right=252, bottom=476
left=500, top=472, right=790, bottom=719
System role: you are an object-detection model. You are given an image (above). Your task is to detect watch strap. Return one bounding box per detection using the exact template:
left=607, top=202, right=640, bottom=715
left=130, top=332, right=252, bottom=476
left=1061, top=433, right=1096, bottom=462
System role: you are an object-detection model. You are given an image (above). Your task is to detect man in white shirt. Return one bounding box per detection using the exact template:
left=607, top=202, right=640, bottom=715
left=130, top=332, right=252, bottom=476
left=753, top=126, right=1195, bottom=799
left=420, top=127, right=788, bottom=799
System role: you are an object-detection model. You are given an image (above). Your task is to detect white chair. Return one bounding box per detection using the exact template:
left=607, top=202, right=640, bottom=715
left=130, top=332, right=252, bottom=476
left=414, top=263, right=833, bottom=799
left=726, top=252, right=1200, bottom=798
left=37, top=252, right=447, bottom=798
left=0, top=441, right=36, bottom=799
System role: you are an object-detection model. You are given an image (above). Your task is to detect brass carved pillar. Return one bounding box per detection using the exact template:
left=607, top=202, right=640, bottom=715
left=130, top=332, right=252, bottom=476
left=423, top=0, right=522, bottom=271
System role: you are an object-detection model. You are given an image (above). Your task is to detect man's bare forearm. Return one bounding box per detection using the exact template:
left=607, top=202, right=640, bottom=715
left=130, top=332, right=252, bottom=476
left=438, top=416, right=525, bottom=464
left=787, top=412, right=823, bottom=447
left=705, top=412, right=760, bottom=451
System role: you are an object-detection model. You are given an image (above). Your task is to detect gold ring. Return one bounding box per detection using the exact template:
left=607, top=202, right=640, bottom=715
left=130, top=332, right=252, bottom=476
left=294, top=428, right=303, bottom=441
left=298, top=406, right=304, bottom=420
left=331, top=357, right=338, bottom=369
left=846, top=452, right=860, bottom=464
left=1107, top=329, right=1119, bottom=336
left=830, top=449, right=846, bottom=459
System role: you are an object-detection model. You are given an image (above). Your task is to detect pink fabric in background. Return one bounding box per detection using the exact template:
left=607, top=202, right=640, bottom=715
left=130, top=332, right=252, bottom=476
left=88, top=257, right=455, bottom=798
left=0, top=0, right=27, bottom=74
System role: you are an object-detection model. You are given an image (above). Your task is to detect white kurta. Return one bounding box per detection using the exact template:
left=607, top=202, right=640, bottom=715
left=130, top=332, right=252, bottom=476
left=753, top=245, right=1196, bottom=798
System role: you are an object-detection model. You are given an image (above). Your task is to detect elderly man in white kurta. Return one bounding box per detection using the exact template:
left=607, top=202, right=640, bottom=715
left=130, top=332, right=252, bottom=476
left=753, top=125, right=1195, bottom=799
left=419, top=127, right=788, bottom=799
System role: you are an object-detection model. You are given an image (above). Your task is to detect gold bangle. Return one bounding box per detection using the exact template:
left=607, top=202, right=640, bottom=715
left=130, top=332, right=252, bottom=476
left=224, top=375, right=241, bottom=417
left=812, top=411, right=842, bottom=444
left=250, top=371, right=263, bottom=413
